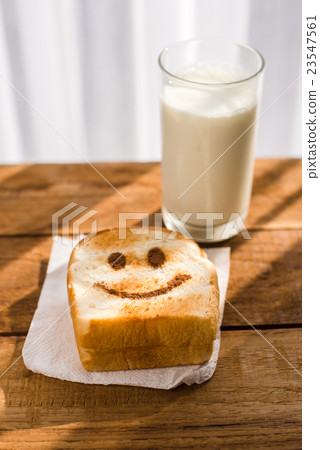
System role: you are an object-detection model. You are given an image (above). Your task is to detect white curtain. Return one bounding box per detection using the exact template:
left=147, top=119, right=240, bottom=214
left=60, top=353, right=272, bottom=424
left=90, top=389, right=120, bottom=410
left=0, top=0, right=301, bottom=163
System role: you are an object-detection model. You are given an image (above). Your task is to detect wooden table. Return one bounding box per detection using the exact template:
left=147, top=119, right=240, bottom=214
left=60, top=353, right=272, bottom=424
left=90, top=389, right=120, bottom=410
left=0, top=159, right=302, bottom=448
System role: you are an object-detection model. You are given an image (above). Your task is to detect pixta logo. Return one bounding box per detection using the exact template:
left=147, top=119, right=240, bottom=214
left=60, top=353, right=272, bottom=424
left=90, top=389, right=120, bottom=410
left=52, top=202, right=98, bottom=247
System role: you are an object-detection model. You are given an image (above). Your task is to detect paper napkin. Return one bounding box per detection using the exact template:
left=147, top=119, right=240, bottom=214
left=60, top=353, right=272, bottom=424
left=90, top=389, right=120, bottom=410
left=23, top=239, right=230, bottom=389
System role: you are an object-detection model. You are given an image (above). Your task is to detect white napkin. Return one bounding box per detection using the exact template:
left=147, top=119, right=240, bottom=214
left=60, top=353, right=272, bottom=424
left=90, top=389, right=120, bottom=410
left=22, top=239, right=230, bottom=389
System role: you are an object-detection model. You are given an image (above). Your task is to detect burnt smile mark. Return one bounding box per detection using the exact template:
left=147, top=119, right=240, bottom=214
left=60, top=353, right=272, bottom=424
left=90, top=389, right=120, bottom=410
left=94, top=274, right=191, bottom=299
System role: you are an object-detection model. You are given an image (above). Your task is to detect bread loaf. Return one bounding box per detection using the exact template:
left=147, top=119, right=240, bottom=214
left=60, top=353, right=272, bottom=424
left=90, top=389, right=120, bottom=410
left=67, top=228, right=219, bottom=371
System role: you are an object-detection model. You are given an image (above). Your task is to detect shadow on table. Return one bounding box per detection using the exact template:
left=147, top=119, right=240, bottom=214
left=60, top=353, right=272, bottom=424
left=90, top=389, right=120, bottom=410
left=0, top=160, right=302, bottom=439
left=251, top=158, right=299, bottom=196
left=3, top=257, right=48, bottom=334
left=253, top=186, right=302, bottom=227
left=222, top=238, right=302, bottom=327
left=0, top=237, right=301, bottom=445
left=0, top=351, right=210, bottom=431
left=0, top=162, right=160, bottom=333
left=0, top=162, right=159, bottom=236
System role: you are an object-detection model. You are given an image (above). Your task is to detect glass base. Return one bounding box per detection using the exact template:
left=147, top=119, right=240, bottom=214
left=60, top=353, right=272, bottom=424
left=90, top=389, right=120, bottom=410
left=162, top=208, right=247, bottom=243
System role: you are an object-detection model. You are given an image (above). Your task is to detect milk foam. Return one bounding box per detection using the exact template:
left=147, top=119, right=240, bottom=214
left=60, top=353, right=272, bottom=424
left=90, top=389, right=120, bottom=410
left=162, top=63, right=256, bottom=118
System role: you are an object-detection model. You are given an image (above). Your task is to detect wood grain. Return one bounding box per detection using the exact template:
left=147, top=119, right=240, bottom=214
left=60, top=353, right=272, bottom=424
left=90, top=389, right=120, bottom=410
left=0, top=229, right=301, bottom=334
left=0, top=159, right=301, bottom=236
left=221, top=228, right=301, bottom=327
left=248, top=158, right=301, bottom=230
left=0, top=159, right=302, bottom=448
left=0, top=329, right=301, bottom=449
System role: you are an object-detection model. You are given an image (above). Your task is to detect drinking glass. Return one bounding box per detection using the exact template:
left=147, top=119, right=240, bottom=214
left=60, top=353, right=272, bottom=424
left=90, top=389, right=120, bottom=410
left=159, top=38, right=265, bottom=242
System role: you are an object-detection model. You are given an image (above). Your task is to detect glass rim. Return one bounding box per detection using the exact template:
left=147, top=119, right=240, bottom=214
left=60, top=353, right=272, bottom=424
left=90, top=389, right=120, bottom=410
left=158, top=38, right=265, bottom=87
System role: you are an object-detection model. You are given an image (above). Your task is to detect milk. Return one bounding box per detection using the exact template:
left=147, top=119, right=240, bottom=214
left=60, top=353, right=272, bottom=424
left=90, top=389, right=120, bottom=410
left=160, top=63, right=258, bottom=239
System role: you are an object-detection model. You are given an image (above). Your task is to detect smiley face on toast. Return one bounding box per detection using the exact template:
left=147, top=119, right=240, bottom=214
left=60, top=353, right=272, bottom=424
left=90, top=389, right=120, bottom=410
left=95, top=247, right=191, bottom=299
left=67, top=228, right=220, bottom=371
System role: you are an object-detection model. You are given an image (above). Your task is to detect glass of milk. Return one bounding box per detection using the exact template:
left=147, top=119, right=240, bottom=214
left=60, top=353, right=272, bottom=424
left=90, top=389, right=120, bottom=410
left=159, top=39, right=265, bottom=242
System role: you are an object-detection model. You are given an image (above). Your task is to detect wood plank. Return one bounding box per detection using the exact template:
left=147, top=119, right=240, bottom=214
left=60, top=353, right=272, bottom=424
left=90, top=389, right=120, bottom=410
left=247, top=158, right=301, bottom=230
left=221, top=228, right=301, bottom=326
left=0, top=329, right=301, bottom=448
left=0, top=229, right=301, bottom=334
left=0, top=159, right=301, bottom=236
left=0, top=162, right=161, bottom=236
left=0, top=235, right=51, bottom=335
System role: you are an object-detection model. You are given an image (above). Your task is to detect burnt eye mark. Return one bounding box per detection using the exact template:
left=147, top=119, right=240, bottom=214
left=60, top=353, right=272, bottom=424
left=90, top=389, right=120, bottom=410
left=108, top=252, right=126, bottom=270
left=148, top=247, right=166, bottom=268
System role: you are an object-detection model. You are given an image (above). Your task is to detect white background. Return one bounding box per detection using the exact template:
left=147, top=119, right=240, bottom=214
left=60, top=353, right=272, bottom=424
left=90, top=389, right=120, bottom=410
left=0, top=0, right=301, bottom=163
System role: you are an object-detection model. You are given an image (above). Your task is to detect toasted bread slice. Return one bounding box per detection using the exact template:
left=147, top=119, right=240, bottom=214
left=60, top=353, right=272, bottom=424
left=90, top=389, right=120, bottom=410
left=67, top=228, right=219, bottom=371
